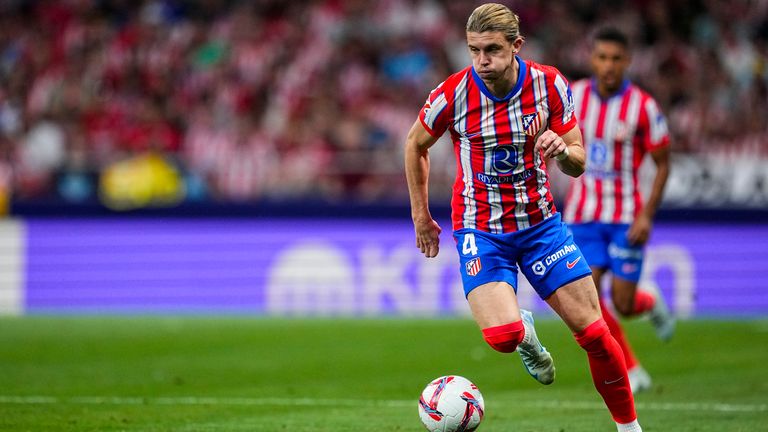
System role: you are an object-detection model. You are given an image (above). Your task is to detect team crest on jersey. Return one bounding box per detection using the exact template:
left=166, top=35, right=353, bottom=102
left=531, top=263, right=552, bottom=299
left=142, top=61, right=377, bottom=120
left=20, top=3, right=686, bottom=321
left=466, top=257, right=482, bottom=276
left=622, top=262, right=639, bottom=274
left=522, top=112, right=542, bottom=136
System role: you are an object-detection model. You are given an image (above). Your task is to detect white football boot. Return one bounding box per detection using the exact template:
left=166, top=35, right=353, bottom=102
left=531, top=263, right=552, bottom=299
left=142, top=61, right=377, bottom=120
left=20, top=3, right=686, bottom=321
left=628, top=365, right=652, bottom=394
left=517, top=309, right=556, bottom=385
left=645, top=283, right=675, bottom=342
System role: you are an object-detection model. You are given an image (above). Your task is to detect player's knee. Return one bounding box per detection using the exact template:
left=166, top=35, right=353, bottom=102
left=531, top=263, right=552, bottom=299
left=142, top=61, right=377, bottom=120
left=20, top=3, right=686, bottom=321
left=613, top=300, right=634, bottom=317
left=611, top=281, right=639, bottom=316
left=574, top=318, right=611, bottom=353
left=482, top=321, right=525, bottom=353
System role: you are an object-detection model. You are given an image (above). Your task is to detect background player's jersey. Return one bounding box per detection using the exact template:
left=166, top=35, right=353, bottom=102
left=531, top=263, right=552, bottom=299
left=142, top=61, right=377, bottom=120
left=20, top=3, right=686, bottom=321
left=419, top=57, right=577, bottom=234
left=563, top=79, right=669, bottom=224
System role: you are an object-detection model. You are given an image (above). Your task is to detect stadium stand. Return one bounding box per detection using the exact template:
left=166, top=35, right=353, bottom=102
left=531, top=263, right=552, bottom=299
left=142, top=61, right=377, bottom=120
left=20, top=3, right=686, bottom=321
left=0, top=0, right=766, bottom=211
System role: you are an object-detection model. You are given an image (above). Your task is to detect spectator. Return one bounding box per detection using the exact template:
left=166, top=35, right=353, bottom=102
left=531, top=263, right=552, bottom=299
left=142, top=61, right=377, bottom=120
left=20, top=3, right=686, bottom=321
left=0, top=0, right=765, bottom=207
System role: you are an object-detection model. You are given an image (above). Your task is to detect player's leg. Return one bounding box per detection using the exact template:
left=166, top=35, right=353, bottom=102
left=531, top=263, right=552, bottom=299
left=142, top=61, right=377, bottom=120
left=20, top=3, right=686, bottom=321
left=593, top=268, right=640, bottom=375
left=569, top=223, right=642, bottom=380
left=545, top=276, right=641, bottom=432
left=598, top=275, right=648, bottom=393
left=609, top=226, right=675, bottom=341
left=612, top=276, right=675, bottom=341
left=453, top=229, right=554, bottom=385
left=523, top=218, right=639, bottom=431
left=467, top=281, right=555, bottom=385
left=610, top=277, right=646, bottom=316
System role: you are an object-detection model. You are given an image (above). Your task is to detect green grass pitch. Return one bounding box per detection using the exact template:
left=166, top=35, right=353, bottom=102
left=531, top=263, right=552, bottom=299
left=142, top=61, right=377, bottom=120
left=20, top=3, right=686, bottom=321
left=1, top=316, right=766, bottom=431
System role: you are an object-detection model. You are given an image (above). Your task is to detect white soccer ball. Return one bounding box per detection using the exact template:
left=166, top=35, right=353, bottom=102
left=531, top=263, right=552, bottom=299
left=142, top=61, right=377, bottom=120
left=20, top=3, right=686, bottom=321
left=418, top=375, right=485, bottom=432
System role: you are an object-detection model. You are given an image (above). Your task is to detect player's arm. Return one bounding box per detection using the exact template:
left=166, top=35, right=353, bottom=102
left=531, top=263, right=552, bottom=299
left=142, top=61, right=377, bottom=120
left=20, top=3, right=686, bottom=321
left=535, top=125, right=586, bottom=178
left=628, top=145, right=670, bottom=245
left=404, top=119, right=442, bottom=258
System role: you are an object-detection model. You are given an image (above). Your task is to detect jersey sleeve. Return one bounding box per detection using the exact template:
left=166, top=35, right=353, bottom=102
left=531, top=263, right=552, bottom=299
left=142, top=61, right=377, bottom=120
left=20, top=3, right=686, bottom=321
left=418, top=81, right=451, bottom=138
left=639, top=97, right=670, bottom=151
left=547, top=69, right=578, bottom=136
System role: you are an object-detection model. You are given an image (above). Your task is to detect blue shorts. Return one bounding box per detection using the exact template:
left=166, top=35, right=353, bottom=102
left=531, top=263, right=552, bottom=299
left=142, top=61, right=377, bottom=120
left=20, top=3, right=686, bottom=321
left=568, top=222, right=644, bottom=283
left=453, top=213, right=592, bottom=299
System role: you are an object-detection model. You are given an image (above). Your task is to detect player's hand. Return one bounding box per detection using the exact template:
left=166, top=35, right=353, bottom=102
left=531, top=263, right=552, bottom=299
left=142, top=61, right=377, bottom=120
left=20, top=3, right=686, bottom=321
left=413, top=218, right=442, bottom=258
left=627, top=213, right=652, bottom=245
left=534, top=130, right=568, bottom=159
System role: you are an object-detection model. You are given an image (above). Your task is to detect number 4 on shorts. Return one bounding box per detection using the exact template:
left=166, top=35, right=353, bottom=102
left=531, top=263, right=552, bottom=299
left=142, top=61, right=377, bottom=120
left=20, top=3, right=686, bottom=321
left=462, top=233, right=479, bottom=256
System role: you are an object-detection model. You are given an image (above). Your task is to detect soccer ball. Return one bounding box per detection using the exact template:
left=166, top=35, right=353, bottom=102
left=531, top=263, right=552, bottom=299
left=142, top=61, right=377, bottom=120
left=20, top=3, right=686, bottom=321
left=418, top=375, right=485, bottom=432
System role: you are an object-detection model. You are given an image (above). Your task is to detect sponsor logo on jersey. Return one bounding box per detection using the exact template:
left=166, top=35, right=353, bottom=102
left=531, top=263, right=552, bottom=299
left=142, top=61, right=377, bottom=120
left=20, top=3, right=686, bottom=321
left=566, top=256, right=581, bottom=269
left=531, top=243, right=578, bottom=275
left=492, top=145, right=518, bottom=174
left=585, top=167, right=619, bottom=179
left=545, top=243, right=577, bottom=266
left=476, top=169, right=534, bottom=184
left=590, top=140, right=608, bottom=165
left=464, top=131, right=482, bottom=139
left=466, top=257, right=482, bottom=276
left=608, top=244, right=644, bottom=260
left=586, top=141, right=618, bottom=179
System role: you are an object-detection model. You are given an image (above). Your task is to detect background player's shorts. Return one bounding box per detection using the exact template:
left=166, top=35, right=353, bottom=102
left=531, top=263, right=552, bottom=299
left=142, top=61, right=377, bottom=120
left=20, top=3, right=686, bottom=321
left=568, top=222, right=644, bottom=282
left=453, top=213, right=592, bottom=299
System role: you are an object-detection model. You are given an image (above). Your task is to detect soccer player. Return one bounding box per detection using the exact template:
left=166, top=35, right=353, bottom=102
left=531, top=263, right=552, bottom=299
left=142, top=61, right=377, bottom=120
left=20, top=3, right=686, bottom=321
left=564, top=27, right=675, bottom=394
left=404, top=4, right=642, bottom=432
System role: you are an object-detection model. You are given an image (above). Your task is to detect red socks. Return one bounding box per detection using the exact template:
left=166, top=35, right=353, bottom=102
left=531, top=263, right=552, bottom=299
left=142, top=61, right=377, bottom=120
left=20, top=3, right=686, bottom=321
left=631, top=290, right=655, bottom=315
left=482, top=320, right=525, bottom=353
left=575, top=319, right=636, bottom=424
left=600, top=298, right=638, bottom=370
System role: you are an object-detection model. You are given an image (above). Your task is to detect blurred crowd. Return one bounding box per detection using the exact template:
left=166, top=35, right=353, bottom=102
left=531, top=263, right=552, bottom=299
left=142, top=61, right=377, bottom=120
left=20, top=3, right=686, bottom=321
left=0, top=0, right=766, bottom=209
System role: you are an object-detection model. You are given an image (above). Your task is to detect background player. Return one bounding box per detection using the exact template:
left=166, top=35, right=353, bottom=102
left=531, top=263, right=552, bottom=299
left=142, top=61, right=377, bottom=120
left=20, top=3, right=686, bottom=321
left=405, top=5, right=642, bottom=431
left=564, top=27, right=675, bottom=393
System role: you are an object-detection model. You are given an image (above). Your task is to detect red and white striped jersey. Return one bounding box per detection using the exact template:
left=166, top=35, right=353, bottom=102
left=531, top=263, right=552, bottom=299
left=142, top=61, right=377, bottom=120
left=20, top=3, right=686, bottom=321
left=563, top=79, right=669, bottom=224
left=419, top=57, right=577, bottom=233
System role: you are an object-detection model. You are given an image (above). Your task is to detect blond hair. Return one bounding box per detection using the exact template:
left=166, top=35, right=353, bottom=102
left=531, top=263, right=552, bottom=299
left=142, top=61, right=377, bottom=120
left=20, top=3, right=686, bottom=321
left=466, top=3, right=523, bottom=42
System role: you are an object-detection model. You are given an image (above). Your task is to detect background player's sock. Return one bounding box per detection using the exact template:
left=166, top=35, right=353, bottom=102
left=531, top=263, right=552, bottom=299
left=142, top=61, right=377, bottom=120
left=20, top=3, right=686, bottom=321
left=600, top=298, right=639, bottom=369
left=616, top=419, right=643, bottom=432
left=575, top=318, right=637, bottom=424
left=631, top=290, right=655, bottom=315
